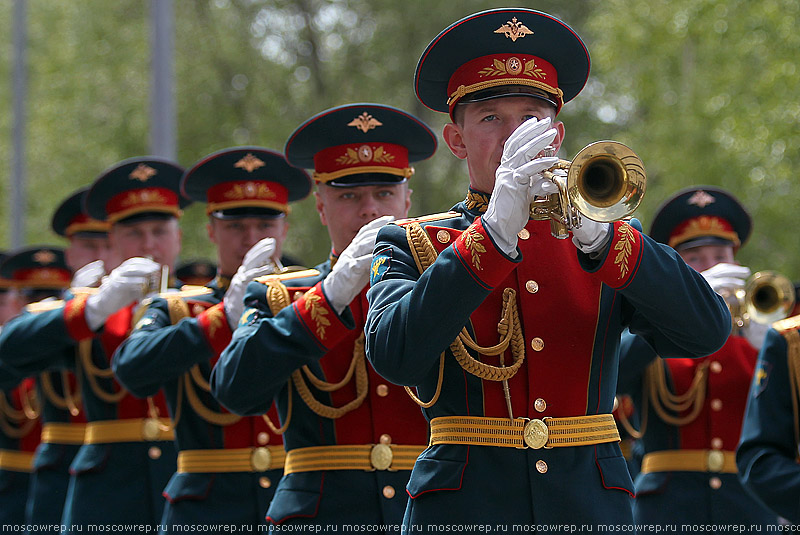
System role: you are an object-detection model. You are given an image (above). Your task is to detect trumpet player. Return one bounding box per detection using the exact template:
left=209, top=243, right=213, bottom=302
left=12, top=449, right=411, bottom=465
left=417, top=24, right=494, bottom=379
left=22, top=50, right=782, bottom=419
left=364, top=8, right=729, bottom=532
left=0, top=157, right=186, bottom=531
left=112, top=147, right=311, bottom=532
left=211, top=104, right=435, bottom=530
left=738, top=250, right=800, bottom=518
left=616, top=186, right=778, bottom=530
left=0, top=247, right=71, bottom=527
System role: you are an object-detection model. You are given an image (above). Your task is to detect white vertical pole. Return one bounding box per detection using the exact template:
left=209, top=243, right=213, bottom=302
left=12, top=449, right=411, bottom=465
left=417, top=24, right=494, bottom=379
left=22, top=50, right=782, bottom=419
left=11, top=0, right=28, bottom=248
left=150, top=0, right=176, bottom=159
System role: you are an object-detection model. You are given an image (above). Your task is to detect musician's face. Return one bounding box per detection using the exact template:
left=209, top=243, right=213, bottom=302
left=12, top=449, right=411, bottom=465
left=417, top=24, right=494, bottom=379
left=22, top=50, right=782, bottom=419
left=443, top=96, right=562, bottom=194
left=315, top=183, right=411, bottom=254
left=679, top=244, right=736, bottom=272
left=207, top=216, right=287, bottom=276
left=109, top=217, right=181, bottom=271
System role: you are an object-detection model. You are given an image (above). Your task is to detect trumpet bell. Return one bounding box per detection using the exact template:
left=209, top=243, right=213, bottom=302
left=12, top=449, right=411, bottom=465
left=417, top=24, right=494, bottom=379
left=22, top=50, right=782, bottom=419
left=745, top=271, right=796, bottom=325
left=567, top=141, right=646, bottom=223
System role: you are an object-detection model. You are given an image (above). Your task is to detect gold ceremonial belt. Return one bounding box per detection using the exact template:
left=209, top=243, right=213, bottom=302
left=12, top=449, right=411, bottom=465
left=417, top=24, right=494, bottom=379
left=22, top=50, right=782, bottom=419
left=41, top=423, right=86, bottom=445
left=640, top=449, right=737, bottom=474
left=430, top=414, right=620, bottom=449
left=284, top=444, right=427, bottom=475
left=0, top=449, right=35, bottom=472
left=84, top=418, right=174, bottom=444
left=177, top=446, right=286, bottom=473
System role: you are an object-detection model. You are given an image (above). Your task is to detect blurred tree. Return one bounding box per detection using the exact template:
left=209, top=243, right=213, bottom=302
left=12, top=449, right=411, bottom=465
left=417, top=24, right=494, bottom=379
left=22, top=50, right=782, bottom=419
left=585, top=0, right=800, bottom=277
left=2, top=0, right=798, bottom=280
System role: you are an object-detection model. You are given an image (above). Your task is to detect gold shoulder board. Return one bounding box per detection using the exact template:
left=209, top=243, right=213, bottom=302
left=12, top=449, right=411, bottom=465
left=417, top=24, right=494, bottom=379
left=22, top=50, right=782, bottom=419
left=773, top=315, right=800, bottom=334
left=24, top=300, right=65, bottom=314
left=395, top=211, right=460, bottom=227
left=70, top=287, right=99, bottom=297
left=136, top=286, right=214, bottom=320
left=254, top=268, right=320, bottom=285
left=160, top=285, right=214, bottom=299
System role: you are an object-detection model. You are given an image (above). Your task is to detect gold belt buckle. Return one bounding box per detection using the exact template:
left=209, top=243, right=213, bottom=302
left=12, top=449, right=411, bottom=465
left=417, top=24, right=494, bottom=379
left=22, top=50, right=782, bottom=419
left=251, top=447, right=273, bottom=472
left=142, top=418, right=162, bottom=441
left=706, top=450, right=725, bottom=472
left=520, top=418, right=550, bottom=449
left=370, top=444, right=393, bottom=471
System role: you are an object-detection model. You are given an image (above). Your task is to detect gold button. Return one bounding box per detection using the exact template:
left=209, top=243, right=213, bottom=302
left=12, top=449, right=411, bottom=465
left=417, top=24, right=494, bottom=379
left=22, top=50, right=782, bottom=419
left=518, top=229, right=530, bottom=240
left=709, top=477, right=722, bottom=489
left=711, top=437, right=723, bottom=450
left=531, top=338, right=544, bottom=351
left=536, top=460, right=548, bottom=473
left=436, top=230, right=451, bottom=244
left=534, top=398, right=547, bottom=412
left=293, top=291, right=304, bottom=301
left=376, top=384, right=389, bottom=397
left=259, top=477, right=272, bottom=489
left=710, top=361, right=722, bottom=373
left=148, top=446, right=162, bottom=460
left=525, top=280, right=539, bottom=294
left=382, top=485, right=396, bottom=499
left=251, top=447, right=272, bottom=471
left=711, top=399, right=723, bottom=411
left=370, top=444, right=393, bottom=470
left=379, top=434, right=392, bottom=445
left=192, top=304, right=205, bottom=315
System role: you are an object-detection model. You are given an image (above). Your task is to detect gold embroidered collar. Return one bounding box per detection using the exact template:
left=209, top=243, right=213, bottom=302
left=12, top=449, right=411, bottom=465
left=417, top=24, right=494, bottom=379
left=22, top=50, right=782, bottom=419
left=464, top=190, right=490, bottom=214
left=214, top=275, right=231, bottom=291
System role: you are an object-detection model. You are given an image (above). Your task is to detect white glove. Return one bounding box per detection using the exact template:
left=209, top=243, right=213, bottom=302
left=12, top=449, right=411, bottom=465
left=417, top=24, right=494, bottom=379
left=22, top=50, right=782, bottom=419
left=571, top=218, right=612, bottom=254
left=85, top=257, right=161, bottom=331
left=700, top=263, right=751, bottom=294
left=70, top=260, right=105, bottom=288
left=482, top=117, right=559, bottom=257
left=324, top=215, right=394, bottom=314
left=224, top=237, right=278, bottom=330
left=741, top=320, right=770, bottom=351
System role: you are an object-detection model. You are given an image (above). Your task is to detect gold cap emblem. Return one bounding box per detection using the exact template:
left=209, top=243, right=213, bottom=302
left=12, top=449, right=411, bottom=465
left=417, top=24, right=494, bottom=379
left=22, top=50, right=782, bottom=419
left=494, top=17, right=533, bottom=42
left=235, top=153, right=266, bottom=173
left=348, top=112, right=383, bottom=133
left=687, top=190, right=716, bottom=208
left=129, top=164, right=158, bottom=182
left=33, top=249, right=56, bottom=265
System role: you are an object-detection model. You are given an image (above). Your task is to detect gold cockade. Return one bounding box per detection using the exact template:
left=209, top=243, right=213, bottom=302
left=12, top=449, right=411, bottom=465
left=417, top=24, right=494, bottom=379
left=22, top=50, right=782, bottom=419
left=494, top=17, right=533, bottom=42
left=347, top=112, right=383, bottom=133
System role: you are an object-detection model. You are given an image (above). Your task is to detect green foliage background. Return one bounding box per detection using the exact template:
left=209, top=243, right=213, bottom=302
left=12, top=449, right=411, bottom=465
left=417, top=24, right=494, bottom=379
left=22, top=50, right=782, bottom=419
left=1, top=0, right=799, bottom=278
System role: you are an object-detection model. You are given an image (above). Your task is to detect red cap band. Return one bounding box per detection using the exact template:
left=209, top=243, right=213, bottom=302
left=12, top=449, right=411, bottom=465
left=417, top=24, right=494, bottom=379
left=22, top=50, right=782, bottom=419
left=668, top=215, right=740, bottom=249
left=446, top=53, right=563, bottom=114
left=205, top=180, right=290, bottom=215
left=312, top=142, right=413, bottom=184
left=105, top=187, right=181, bottom=223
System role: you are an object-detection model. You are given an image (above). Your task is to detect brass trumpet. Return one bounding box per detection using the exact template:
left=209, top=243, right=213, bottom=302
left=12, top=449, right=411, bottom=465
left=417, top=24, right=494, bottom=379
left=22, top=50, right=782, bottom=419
left=530, top=141, right=646, bottom=238
left=720, top=271, right=796, bottom=333
left=143, top=263, right=171, bottom=294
